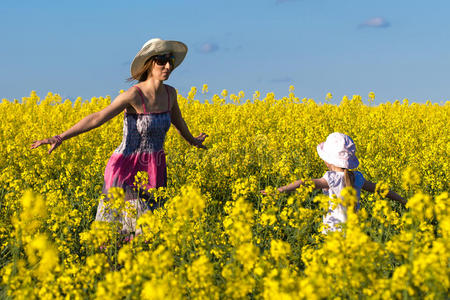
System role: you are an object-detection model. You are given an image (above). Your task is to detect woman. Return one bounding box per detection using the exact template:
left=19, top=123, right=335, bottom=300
left=31, top=38, right=207, bottom=234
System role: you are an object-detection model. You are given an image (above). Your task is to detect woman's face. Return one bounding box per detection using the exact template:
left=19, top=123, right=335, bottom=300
left=149, top=53, right=174, bottom=81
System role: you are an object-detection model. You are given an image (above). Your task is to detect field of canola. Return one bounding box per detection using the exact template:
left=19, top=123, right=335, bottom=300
left=0, top=87, right=449, bottom=299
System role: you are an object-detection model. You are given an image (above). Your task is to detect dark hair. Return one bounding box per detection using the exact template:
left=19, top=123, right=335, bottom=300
left=127, top=57, right=154, bottom=82
left=344, top=169, right=355, bottom=188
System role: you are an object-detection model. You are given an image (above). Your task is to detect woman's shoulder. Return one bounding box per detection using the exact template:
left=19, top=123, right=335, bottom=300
left=163, top=83, right=176, bottom=90
left=163, top=84, right=177, bottom=97
left=163, top=85, right=178, bottom=110
left=120, top=86, right=141, bottom=101
left=114, top=86, right=142, bottom=113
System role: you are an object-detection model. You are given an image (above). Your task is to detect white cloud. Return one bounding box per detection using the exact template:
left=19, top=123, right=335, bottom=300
left=198, top=42, right=219, bottom=54
left=359, top=17, right=390, bottom=28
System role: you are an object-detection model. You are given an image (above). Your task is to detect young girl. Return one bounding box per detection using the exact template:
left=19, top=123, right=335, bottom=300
left=263, top=132, right=405, bottom=233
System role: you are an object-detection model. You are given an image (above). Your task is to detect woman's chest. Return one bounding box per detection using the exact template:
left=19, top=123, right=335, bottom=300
left=126, top=114, right=171, bottom=136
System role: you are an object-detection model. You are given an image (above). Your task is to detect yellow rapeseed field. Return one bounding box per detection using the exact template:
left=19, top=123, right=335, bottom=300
left=0, top=87, right=449, bottom=299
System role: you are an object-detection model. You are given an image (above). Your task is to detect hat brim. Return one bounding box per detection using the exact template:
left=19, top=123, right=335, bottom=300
left=317, top=142, right=330, bottom=165
left=130, top=40, right=188, bottom=80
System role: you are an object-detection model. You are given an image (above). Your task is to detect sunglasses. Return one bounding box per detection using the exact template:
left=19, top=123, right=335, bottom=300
left=152, top=54, right=175, bottom=66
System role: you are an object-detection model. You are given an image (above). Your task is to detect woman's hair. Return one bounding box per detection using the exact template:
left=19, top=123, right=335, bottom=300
left=127, top=57, right=154, bottom=82
left=343, top=169, right=355, bottom=188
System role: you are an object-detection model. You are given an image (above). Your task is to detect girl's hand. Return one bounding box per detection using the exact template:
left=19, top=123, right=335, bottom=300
left=261, top=187, right=282, bottom=195
left=192, top=133, right=208, bottom=149
left=30, top=136, right=62, bottom=154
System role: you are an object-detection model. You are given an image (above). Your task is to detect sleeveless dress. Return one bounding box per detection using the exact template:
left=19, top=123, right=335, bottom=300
left=95, top=85, right=171, bottom=234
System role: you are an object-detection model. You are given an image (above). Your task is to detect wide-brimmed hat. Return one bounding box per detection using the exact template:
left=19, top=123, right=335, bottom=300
left=130, top=38, right=188, bottom=80
left=317, top=132, right=359, bottom=169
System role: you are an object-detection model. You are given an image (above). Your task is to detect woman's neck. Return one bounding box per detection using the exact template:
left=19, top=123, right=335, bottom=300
left=140, top=78, right=164, bottom=93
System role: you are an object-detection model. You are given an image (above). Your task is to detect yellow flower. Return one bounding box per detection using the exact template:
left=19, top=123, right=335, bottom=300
left=221, top=89, right=228, bottom=98
left=1, top=88, right=449, bottom=298
left=375, top=181, right=390, bottom=198
left=402, top=166, right=421, bottom=190
left=201, top=84, right=208, bottom=94
left=270, top=239, right=291, bottom=261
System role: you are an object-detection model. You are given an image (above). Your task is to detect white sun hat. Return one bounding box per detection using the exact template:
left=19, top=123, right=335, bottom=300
left=317, top=132, right=359, bottom=169
left=130, top=38, right=188, bottom=80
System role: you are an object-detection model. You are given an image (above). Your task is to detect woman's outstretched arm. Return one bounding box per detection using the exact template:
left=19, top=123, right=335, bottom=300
left=362, top=179, right=406, bottom=205
left=31, top=90, right=134, bottom=154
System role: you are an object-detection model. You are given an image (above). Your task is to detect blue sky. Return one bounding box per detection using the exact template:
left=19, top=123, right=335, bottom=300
left=1, top=0, right=449, bottom=104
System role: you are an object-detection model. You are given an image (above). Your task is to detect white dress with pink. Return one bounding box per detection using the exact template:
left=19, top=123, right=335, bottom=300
left=321, top=171, right=365, bottom=233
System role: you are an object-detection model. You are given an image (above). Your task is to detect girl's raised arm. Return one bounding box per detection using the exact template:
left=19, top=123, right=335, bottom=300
left=31, top=90, right=134, bottom=154
left=362, top=179, right=406, bottom=205
left=262, top=178, right=329, bottom=194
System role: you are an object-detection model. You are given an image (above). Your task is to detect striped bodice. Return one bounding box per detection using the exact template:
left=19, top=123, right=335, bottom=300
left=114, top=85, right=171, bottom=155
left=114, top=112, right=171, bottom=155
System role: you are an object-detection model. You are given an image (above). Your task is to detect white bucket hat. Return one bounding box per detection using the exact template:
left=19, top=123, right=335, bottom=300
left=317, top=132, right=359, bottom=169
left=130, top=38, right=188, bottom=80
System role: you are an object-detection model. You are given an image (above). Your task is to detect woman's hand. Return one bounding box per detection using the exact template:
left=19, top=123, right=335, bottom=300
left=191, top=133, right=208, bottom=149
left=31, top=135, right=62, bottom=154
left=30, top=89, right=133, bottom=155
